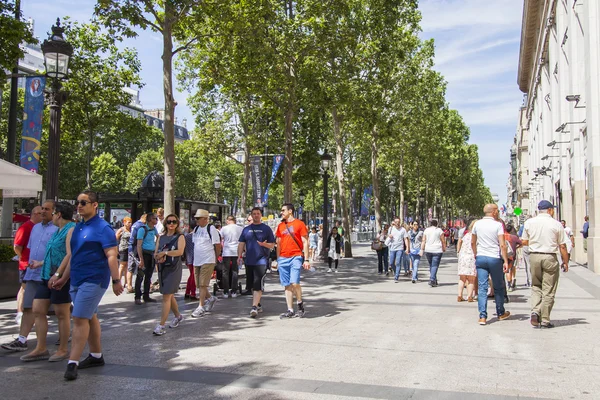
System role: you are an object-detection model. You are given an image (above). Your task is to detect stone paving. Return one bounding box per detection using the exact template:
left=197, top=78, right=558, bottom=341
left=0, top=243, right=598, bottom=400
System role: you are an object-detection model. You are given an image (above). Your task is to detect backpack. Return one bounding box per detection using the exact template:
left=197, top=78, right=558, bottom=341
left=193, top=224, right=222, bottom=257
left=505, top=233, right=514, bottom=259
left=132, top=226, right=149, bottom=257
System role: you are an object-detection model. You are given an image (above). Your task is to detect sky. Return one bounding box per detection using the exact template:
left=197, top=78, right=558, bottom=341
left=22, top=0, right=523, bottom=205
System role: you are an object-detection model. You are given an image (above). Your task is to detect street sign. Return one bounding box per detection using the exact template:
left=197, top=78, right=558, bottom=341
left=370, top=215, right=375, bottom=221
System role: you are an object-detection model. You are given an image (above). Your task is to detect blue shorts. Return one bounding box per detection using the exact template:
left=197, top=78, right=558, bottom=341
left=70, top=282, right=107, bottom=319
left=277, top=256, right=303, bottom=287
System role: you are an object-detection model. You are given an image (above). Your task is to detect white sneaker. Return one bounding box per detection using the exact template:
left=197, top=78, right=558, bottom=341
left=153, top=324, right=166, bottom=336
left=169, top=315, right=184, bottom=328
left=327, top=268, right=332, bottom=273
left=205, top=296, right=217, bottom=312
left=250, top=307, right=258, bottom=318
left=334, top=269, right=338, bottom=273
left=191, top=306, right=206, bottom=318
left=15, top=312, right=23, bottom=326
left=231, top=292, right=238, bottom=298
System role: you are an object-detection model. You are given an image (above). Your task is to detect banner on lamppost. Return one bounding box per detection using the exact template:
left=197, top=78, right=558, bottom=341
left=20, top=77, right=46, bottom=173
left=360, top=186, right=373, bottom=216
left=262, top=154, right=284, bottom=206
left=250, top=156, right=263, bottom=207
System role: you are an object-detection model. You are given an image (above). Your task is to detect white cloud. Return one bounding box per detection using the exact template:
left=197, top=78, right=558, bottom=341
left=439, top=56, right=516, bottom=83
left=435, top=37, right=521, bottom=66
left=460, top=101, right=521, bottom=126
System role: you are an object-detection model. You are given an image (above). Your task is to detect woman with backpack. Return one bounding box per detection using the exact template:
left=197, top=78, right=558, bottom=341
left=152, top=214, right=186, bottom=336
left=326, top=227, right=342, bottom=273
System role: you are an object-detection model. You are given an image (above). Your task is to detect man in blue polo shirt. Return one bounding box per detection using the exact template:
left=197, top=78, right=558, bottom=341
left=48, top=191, right=123, bottom=381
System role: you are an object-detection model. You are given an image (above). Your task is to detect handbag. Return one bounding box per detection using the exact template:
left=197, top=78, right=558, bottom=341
left=158, top=234, right=181, bottom=268
left=371, top=240, right=383, bottom=251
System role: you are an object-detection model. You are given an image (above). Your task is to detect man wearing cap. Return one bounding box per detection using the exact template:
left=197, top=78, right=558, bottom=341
left=521, top=200, right=569, bottom=329
left=191, top=209, right=221, bottom=318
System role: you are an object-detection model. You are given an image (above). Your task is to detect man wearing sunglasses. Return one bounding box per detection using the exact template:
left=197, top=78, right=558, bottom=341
left=191, top=209, right=221, bottom=318
left=48, top=191, right=123, bottom=381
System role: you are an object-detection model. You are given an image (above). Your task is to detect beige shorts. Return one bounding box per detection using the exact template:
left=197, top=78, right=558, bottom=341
left=194, top=263, right=216, bottom=288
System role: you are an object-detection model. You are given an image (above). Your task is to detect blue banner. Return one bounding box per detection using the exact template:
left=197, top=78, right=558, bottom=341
left=20, top=77, right=46, bottom=173
left=361, top=186, right=373, bottom=216
left=262, top=154, right=284, bottom=206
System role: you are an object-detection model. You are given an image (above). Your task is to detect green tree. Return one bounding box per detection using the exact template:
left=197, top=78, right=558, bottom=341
left=91, top=152, right=123, bottom=193
left=0, top=0, right=36, bottom=82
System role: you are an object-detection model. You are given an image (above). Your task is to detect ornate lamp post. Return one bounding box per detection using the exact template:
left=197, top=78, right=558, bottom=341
left=214, top=175, right=221, bottom=203
left=320, top=151, right=332, bottom=258
left=299, top=190, right=305, bottom=221
left=42, top=18, right=73, bottom=201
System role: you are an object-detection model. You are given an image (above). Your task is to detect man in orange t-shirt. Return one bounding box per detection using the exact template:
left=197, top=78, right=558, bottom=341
left=276, top=203, right=310, bottom=319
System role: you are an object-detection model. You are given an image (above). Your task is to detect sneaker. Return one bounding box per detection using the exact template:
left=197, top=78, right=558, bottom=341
left=250, top=307, right=258, bottom=318
left=478, top=318, right=487, bottom=326
left=540, top=322, right=555, bottom=329
left=15, top=312, right=23, bottom=326
left=530, top=312, right=540, bottom=327
left=205, top=296, right=217, bottom=312
left=231, top=292, right=238, bottom=298
left=385, top=271, right=389, bottom=276
left=508, top=286, right=514, bottom=292
left=279, top=310, right=295, bottom=319
left=504, top=294, right=510, bottom=303
left=135, top=298, right=143, bottom=305
left=296, top=303, right=306, bottom=318
left=498, top=311, right=511, bottom=321
left=64, top=363, right=78, bottom=381
left=191, top=306, right=206, bottom=318
left=334, top=269, right=338, bottom=273
left=169, top=315, right=184, bottom=328
left=327, top=268, right=332, bottom=273
left=257, top=303, right=263, bottom=313
left=153, top=324, right=166, bottom=336
left=411, top=280, right=416, bottom=284
left=79, top=354, right=105, bottom=369
left=144, top=297, right=157, bottom=303
left=1, top=338, right=27, bottom=352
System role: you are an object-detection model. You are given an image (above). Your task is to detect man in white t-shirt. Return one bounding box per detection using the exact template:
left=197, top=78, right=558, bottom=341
left=471, top=204, right=510, bottom=326
left=220, top=215, right=243, bottom=297
left=560, top=220, right=575, bottom=260
left=388, top=218, right=409, bottom=281
left=191, top=209, right=222, bottom=318
left=420, top=219, right=446, bottom=287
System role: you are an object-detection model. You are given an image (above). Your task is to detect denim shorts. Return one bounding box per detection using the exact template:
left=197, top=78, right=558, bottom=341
left=70, top=282, right=107, bottom=319
left=35, top=279, right=72, bottom=304
left=23, top=280, right=42, bottom=309
left=277, top=256, right=303, bottom=287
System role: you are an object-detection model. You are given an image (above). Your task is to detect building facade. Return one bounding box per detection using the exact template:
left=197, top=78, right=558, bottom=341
left=516, top=0, right=599, bottom=269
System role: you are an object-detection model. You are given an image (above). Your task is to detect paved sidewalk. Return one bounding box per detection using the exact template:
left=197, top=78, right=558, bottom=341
left=0, top=244, right=598, bottom=399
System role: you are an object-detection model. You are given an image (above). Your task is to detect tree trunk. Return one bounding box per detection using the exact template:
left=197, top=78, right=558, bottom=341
left=283, top=106, right=294, bottom=203
left=162, top=4, right=176, bottom=216
left=332, top=107, right=352, bottom=257
left=86, top=124, right=94, bottom=190
left=240, top=132, right=251, bottom=217
left=399, top=153, right=404, bottom=223
left=371, top=125, right=382, bottom=233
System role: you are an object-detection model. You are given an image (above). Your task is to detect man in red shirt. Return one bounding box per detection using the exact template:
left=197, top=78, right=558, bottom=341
left=276, top=203, right=310, bottom=319
left=13, top=206, right=42, bottom=325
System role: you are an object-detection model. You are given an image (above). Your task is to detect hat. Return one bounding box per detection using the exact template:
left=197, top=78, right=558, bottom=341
left=537, top=200, right=556, bottom=210
left=194, top=209, right=209, bottom=218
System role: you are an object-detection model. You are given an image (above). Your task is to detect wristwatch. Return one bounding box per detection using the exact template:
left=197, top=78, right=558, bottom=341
left=54, top=272, right=62, bottom=278
left=112, top=279, right=120, bottom=285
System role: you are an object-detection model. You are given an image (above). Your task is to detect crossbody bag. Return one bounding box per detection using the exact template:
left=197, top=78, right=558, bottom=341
left=283, top=221, right=305, bottom=262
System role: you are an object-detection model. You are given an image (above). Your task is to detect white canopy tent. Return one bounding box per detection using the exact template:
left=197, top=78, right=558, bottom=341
left=0, top=159, right=43, bottom=198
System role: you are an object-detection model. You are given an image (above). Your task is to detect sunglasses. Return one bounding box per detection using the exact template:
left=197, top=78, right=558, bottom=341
left=166, top=220, right=178, bottom=225
left=76, top=200, right=91, bottom=206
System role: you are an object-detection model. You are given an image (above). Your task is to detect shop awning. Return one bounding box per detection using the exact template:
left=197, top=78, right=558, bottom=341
left=0, top=159, right=43, bottom=198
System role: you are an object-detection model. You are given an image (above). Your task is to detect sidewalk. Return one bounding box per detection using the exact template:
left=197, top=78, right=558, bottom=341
left=0, top=244, right=598, bottom=399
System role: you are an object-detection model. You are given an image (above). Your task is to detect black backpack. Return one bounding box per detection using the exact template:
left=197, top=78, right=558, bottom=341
left=132, top=226, right=149, bottom=257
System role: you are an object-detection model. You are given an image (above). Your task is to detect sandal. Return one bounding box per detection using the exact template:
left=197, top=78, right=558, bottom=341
left=457, top=296, right=464, bottom=302
left=467, top=297, right=474, bottom=302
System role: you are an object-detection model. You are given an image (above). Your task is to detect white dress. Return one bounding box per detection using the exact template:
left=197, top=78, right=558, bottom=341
left=328, top=237, right=339, bottom=260
left=457, top=232, right=476, bottom=276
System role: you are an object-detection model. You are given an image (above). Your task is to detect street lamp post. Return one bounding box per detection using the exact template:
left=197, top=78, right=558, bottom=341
left=320, top=151, right=332, bottom=259
left=299, top=190, right=305, bottom=222
left=214, top=175, right=221, bottom=203
left=42, top=19, right=73, bottom=201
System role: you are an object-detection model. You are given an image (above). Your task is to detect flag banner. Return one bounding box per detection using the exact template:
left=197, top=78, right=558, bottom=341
left=20, top=77, right=46, bottom=173
left=262, top=154, right=284, bottom=206
left=360, top=186, right=373, bottom=216
left=250, top=156, right=263, bottom=207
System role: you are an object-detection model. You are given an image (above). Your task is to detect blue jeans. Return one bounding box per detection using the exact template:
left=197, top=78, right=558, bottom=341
left=410, top=253, right=421, bottom=280
left=425, top=252, right=443, bottom=282
left=476, top=256, right=506, bottom=319
left=377, top=247, right=389, bottom=273
left=390, top=250, right=405, bottom=280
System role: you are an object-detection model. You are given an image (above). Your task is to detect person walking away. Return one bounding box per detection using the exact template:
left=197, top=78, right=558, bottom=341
left=115, top=217, right=132, bottom=287
left=388, top=218, right=409, bottom=282
left=420, top=220, right=446, bottom=287
left=336, top=220, right=345, bottom=257
left=457, top=219, right=477, bottom=302
left=276, top=203, right=311, bottom=318
left=561, top=220, right=575, bottom=262
left=504, top=223, right=522, bottom=293
left=134, top=213, right=158, bottom=305
left=376, top=225, right=390, bottom=275
left=580, top=216, right=589, bottom=253
left=20, top=201, right=75, bottom=362
left=408, top=222, right=423, bottom=283
left=309, top=227, right=318, bottom=262
left=326, top=227, right=342, bottom=273
left=238, top=207, right=276, bottom=318
left=521, top=200, right=570, bottom=329
left=191, top=209, right=221, bottom=318
left=47, top=191, right=124, bottom=381
left=183, top=228, right=197, bottom=300
left=471, top=204, right=511, bottom=325
left=2, top=201, right=57, bottom=352
left=126, top=213, right=147, bottom=293
left=220, top=215, right=243, bottom=297
left=152, top=214, right=186, bottom=336
left=13, top=206, right=42, bottom=326
left=316, top=224, right=324, bottom=259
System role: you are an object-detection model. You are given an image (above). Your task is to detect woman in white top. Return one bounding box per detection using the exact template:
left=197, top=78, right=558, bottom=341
left=457, top=219, right=477, bottom=302
left=419, top=219, right=446, bottom=287
left=325, top=227, right=341, bottom=273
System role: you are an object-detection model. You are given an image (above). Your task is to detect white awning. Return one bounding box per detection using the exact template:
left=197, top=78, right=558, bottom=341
left=0, top=159, right=43, bottom=198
